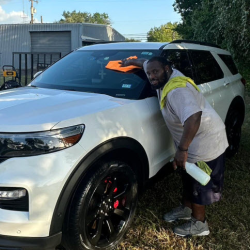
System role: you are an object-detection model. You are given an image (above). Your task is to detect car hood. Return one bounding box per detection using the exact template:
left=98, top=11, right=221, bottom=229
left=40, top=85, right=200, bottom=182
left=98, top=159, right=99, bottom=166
left=0, top=87, right=136, bottom=132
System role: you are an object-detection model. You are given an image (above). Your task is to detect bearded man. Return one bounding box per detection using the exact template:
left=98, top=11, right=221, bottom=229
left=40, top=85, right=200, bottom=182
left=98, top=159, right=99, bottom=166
left=122, top=56, right=228, bottom=237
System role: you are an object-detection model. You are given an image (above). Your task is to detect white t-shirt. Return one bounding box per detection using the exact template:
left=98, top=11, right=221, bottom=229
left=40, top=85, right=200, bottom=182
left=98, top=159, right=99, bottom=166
left=143, top=62, right=228, bottom=163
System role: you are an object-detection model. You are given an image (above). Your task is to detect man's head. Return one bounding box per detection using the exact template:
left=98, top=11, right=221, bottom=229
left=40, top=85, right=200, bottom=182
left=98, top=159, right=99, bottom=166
left=146, top=56, right=172, bottom=90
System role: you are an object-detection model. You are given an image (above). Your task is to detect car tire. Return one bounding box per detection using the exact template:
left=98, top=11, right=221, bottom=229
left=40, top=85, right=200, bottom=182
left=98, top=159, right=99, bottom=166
left=225, top=107, right=243, bottom=158
left=62, top=160, right=138, bottom=250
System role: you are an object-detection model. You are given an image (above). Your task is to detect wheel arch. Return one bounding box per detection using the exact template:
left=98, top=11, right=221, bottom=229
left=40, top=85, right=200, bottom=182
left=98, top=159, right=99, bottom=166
left=49, top=137, right=149, bottom=236
left=225, top=95, right=245, bottom=125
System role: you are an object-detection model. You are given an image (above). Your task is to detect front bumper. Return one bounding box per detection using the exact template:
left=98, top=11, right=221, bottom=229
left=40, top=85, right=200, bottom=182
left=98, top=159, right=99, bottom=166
left=0, top=143, right=86, bottom=238
left=0, top=232, right=61, bottom=250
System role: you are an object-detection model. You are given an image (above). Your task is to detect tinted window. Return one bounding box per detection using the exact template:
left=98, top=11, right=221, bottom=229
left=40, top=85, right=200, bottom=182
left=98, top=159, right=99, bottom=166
left=162, top=50, right=194, bottom=79
left=218, top=54, right=238, bottom=75
left=189, top=50, right=224, bottom=84
left=31, top=50, right=160, bottom=100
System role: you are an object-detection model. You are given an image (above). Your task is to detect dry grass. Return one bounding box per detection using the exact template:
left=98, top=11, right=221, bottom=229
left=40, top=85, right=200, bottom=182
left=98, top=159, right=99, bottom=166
left=116, top=90, right=250, bottom=250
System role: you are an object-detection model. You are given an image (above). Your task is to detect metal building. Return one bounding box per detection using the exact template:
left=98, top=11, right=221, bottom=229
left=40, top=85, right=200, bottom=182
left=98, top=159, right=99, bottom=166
left=0, top=23, right=125, bottom=68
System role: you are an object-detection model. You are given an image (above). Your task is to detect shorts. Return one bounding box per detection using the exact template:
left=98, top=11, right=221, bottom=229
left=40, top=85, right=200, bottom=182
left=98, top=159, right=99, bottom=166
left=182, top=153, right=225, bottom=205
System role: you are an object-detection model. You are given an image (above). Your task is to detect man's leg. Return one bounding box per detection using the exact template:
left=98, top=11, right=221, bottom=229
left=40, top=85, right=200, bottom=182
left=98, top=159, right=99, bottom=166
left=183, top=198, right=205, bottom=222
left=192, top=203, right=205, bottom=222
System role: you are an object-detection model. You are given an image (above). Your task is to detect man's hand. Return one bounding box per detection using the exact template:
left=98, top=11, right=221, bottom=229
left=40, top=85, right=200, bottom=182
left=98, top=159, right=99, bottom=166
left=120, top=58, right=146, bottom=68
left=120, top=59, right=133, bottom=67
left=172, top=149, right=188, bottom=170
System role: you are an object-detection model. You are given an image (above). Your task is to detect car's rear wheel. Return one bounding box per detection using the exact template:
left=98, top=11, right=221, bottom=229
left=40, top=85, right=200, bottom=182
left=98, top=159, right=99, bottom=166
left=225, top=108, right=243, bottom=158
left=63, top=161, right=138, bottom=250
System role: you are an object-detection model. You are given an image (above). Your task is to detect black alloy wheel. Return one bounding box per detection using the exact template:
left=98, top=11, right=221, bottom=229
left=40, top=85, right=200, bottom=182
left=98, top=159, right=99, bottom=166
left=63, top=161, right=138, bottom=250
left=225, top=108, right=243, bottom=158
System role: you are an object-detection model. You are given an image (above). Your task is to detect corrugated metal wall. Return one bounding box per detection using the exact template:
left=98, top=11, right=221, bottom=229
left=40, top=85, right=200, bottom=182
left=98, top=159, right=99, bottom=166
left=0, top=23, right=125, bottom=68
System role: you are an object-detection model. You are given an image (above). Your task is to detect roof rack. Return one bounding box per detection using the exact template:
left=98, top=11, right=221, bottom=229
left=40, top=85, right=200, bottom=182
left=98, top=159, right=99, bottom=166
left=170, top=40, right=221, bottom=49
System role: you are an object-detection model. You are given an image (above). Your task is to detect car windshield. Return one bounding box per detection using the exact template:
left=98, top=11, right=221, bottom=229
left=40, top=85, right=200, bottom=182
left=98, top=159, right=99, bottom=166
left=31, top=49, right=160, bottom=99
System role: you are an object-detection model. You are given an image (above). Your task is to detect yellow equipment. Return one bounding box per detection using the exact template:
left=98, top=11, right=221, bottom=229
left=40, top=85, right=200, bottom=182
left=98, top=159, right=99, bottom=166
left=1, top=65, right=21, bottom=90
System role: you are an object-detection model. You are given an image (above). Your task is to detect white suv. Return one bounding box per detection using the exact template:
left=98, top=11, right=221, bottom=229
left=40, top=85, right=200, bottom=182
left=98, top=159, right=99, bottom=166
left=0, top=41, right=245, bottom=250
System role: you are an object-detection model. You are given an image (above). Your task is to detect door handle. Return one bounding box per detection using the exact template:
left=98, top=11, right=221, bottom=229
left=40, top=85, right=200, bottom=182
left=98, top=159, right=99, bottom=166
left=223, top=82, right=230, bottom=86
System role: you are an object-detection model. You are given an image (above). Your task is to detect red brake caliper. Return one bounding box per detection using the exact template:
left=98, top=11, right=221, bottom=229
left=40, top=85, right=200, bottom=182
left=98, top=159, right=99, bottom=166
left=105, top=178, right=119, bottom=208
left=113, top=187, right=118, bottom=208
left=114, top=200, right=119, bottom=209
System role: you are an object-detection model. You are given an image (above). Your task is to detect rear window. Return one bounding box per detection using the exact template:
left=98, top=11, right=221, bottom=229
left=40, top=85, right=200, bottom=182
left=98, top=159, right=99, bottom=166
left=161, top=50, right=194, bottom=80
left=218, top=54, right=238, bottom=75
left=189, top=50, right=224, bottom=84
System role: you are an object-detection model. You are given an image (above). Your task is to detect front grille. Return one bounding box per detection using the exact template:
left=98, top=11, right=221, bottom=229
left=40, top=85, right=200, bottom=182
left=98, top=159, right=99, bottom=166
left=0, top=188, right=29, bottom=212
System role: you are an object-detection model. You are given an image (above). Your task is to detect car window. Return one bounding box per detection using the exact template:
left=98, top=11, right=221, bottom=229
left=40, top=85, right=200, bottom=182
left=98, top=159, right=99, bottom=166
left=161, top=50, right=194, bottom=80
left=218, top=54, right=238, bottom=75
left=31, top=50, right=160, bottom=100
left=189, top=50, right=224, bottom=84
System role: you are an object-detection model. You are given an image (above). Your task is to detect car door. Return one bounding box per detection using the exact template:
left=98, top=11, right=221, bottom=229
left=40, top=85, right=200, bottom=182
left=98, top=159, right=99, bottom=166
left=187, top=50, right=231, bottom=121
left=212, top=53, right=245, bottom=122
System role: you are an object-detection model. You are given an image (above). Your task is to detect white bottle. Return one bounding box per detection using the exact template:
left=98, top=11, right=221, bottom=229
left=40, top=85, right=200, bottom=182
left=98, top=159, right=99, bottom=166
left=185, top=162, right=211, bottom=186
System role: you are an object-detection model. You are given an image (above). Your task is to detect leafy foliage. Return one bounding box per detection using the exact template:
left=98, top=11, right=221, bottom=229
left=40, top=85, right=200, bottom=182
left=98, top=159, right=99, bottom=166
left=125, top=38, right=141, bottom=42
left=173, top=0, right=250, bottom=70
left=57, top=10, right=111, bottom=25
left=173, top=0, right=201, bottom=39
left=147, top=22, right=182, bottom=42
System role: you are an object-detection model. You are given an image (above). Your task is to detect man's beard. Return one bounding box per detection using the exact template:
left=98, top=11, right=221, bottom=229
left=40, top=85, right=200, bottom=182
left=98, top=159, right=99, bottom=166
left=150, top=71, right=169, bottom=90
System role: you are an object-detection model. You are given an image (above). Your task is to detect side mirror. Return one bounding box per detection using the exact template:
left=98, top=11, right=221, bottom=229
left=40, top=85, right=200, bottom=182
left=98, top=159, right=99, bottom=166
left=33, top=71, right=43, bottom=79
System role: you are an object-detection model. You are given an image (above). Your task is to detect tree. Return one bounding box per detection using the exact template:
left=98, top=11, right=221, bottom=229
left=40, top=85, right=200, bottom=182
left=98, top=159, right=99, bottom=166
left=173, top=0, right=202, bottom=39
left=147, top=22, right=182, bottom=42
left=57, top=10, right=111, bottom=25
left=125, top=38, right=141, bottom=42
left=173, top=0, right=250, bottom=69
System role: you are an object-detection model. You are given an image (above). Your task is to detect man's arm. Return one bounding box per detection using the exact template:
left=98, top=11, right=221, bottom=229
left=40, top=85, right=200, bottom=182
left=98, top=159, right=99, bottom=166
left=173, top=111, right=202, bottom=169
left=121, top=58, right=147, bottom=68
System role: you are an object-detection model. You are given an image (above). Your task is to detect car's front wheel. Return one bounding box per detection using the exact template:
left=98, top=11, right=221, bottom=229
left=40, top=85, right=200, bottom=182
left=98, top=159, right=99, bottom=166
left=63, top=160, right=138, bottom=250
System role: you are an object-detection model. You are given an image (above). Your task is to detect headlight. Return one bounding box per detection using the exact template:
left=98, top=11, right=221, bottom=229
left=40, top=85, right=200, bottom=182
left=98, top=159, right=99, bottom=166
left=0, top=125, right=84, bottom=157
left=0, top=188, right=27, bottom=200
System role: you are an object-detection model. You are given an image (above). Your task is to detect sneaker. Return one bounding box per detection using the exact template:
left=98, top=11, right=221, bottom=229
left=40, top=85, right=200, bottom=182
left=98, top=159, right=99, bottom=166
left=163, top=205, right=192, bottom=222
left=174, top=216, right=210, bottom=237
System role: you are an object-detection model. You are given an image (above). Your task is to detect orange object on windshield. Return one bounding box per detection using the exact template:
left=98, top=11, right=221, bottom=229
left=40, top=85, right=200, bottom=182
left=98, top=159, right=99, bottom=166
left=105, top=56, right=142, bottom=73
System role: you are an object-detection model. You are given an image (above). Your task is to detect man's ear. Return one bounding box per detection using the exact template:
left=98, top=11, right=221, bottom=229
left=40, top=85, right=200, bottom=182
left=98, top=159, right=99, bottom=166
left=165, top=65, right=170, bottom=72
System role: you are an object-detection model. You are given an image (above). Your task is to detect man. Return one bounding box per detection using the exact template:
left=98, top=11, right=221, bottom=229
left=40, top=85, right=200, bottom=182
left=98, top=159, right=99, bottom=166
left=122, top=56, right=228, bottom=237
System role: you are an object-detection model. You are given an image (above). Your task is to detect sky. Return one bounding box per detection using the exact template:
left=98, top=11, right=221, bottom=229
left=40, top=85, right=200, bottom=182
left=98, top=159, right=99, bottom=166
left=0, top=0, right=181, bottom=41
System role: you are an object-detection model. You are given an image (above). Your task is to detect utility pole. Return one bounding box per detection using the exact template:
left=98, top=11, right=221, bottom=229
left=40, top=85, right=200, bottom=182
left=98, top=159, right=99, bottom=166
left=30, top=0, right=38, bottom=24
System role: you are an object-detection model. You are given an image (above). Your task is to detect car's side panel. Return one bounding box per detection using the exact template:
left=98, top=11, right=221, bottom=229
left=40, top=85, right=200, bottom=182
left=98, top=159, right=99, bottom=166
left=201, top=52, right=244, bottom=122
left=52, top=98, right=174, bottom=178
left=145, top=96, right=175, bottom=176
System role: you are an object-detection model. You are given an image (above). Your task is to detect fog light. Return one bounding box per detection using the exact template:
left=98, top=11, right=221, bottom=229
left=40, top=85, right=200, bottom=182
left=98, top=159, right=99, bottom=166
left=0, top=189, right=27, bottom=200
